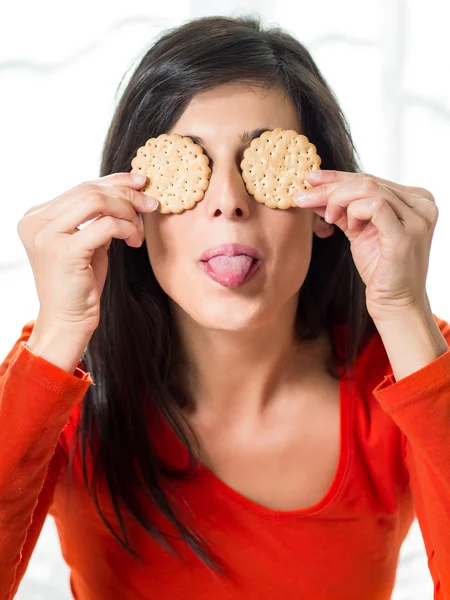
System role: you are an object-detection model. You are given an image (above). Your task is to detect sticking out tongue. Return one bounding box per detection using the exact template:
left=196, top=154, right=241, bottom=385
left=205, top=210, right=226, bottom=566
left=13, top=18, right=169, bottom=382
left=205, top=255, right=254, bottom=287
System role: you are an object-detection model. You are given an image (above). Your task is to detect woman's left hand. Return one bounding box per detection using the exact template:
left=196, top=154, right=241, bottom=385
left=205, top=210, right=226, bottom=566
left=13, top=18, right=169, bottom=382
left=294, top=170, right=439, bottom=323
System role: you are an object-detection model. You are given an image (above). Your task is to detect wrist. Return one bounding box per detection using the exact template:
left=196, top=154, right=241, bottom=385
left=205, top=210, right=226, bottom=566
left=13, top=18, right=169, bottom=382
left=26, top=324, right=91, bottom=375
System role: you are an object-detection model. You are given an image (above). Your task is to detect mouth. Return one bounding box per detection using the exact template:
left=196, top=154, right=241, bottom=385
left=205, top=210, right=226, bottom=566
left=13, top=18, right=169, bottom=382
left=199, top=255, right=262, bottom=288
left=198, top=243, right=263, bottom=288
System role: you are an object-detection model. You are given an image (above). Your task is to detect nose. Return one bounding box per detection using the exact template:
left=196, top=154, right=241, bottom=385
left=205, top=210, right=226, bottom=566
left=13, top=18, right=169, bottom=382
left=204, top=160, right=253, bottom=219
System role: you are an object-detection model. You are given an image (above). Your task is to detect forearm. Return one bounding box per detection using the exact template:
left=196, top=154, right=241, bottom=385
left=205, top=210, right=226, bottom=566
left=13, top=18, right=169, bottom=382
left=372, top=309, right=450, bottom=596
left=374, top=308, right=449, bottom=382
left=0, top=337, right=92, bottom=597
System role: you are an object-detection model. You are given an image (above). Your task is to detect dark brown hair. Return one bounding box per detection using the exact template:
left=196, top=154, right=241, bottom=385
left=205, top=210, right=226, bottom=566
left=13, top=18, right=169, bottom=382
left=68, top=14, right=378, bottom=576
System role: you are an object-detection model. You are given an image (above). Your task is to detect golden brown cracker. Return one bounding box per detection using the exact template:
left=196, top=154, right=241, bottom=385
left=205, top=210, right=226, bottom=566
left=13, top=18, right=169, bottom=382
left=130, top=133, right=212, bottom=214
left=240, top=128, right=322, bottom=209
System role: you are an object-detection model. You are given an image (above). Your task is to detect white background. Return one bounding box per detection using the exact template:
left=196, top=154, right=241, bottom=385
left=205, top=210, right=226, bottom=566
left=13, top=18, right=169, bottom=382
left=1, top=0, right=449, bottom=598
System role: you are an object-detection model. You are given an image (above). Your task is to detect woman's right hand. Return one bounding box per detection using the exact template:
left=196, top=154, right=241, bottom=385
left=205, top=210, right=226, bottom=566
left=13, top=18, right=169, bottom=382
left=17, top=172, right=158, bottom=340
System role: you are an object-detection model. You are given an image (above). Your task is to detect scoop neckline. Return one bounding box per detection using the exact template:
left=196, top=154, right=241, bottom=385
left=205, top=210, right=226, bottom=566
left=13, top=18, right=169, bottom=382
left=194, top=371, right=353, bottom=520
left=152, top=324, right=355, bottom=521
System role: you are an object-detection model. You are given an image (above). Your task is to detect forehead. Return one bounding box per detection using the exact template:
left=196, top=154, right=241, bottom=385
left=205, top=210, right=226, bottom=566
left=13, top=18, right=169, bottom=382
left=169, top=84, right=301, bottom=144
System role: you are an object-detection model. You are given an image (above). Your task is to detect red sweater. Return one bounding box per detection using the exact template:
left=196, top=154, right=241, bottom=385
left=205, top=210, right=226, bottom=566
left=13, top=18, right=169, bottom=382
left=1, top=317, right=450, bottom=600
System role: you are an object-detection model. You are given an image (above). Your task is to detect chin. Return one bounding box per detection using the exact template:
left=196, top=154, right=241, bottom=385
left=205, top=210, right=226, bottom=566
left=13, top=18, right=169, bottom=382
left=186, top=297, right=270, bottom=332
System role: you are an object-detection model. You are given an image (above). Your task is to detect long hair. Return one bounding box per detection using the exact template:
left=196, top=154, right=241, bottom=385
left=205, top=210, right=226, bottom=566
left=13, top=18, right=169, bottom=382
left=68, top=14, right=378, bottom=575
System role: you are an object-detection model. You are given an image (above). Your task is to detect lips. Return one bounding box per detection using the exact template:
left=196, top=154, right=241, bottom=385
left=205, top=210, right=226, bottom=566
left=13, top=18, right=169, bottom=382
left=199, top=243, right=261, bottom=262
left=199, top=243, right=262, bottom=288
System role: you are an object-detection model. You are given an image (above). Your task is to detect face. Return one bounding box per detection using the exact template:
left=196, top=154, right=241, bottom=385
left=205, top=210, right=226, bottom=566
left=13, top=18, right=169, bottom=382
left=142, top=84, right=333, bottom=332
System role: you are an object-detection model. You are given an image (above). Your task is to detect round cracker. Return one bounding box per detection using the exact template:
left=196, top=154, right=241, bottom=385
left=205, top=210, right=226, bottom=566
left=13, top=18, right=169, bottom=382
left=240, top=128, right=322, bottom=210
left=130, top=133, right=211, bottom=214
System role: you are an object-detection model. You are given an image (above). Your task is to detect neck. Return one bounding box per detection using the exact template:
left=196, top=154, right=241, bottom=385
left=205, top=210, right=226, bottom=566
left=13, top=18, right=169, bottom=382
left=171, top=296, right=330, bottom=424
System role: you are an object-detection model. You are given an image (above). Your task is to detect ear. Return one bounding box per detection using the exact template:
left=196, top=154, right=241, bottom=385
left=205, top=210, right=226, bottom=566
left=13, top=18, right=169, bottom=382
left=313, top=215, right=335, bottom=239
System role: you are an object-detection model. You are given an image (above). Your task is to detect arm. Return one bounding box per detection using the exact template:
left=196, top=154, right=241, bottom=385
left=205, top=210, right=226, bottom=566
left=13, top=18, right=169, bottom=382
left=0, top=322, right=93, bottom=599
left=372, top=312, right=450, bottom=599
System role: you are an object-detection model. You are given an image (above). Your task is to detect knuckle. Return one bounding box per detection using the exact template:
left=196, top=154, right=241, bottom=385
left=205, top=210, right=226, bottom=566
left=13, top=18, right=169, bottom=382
left=100, top=215, right=115, bottom=229
left=16, top=218, right=28, bottom=239
left=416, top=217, right=430, bottom=236
left=86, top=187, right=107, bottom=210
left=86, top=187, right=103, bottom=201
left=429, top=202, right=439, bottom=221
left=123, top=185, right=137, bottom=206
left=318, top=185, right=328, bottom=201
left=371, top=198, right=384, bottom=212
left=362, top=176, right=378, bottom=195
left=415, top=186, right=435, bottom=203
left=119, top=187, right=139, bottom=217
left=78, top=181, right=93, bottom=194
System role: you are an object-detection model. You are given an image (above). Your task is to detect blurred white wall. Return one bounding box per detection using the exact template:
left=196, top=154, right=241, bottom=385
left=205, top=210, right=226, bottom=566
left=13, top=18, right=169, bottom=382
left=1, top=0, right=449, bottom=598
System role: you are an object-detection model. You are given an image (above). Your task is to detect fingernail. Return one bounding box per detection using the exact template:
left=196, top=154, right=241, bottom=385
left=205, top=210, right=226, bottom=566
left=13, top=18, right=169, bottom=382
left=144, top=195, right=159, bottom=210
left=307, top=171, right=321, bottom=181
left=131, top=173, right=146, bottom=184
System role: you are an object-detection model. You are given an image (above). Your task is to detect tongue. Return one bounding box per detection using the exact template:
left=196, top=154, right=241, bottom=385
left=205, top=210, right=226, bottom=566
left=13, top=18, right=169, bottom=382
left=206, top=255, right=254, bottom=287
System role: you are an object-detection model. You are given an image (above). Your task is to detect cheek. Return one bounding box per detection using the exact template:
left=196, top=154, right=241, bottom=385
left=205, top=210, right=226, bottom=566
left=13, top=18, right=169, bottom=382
left=267, top=211, right=313, bottom=279
left=143, top=215, right=190, bottom=294
left=271, top=233, right=314, bottom=299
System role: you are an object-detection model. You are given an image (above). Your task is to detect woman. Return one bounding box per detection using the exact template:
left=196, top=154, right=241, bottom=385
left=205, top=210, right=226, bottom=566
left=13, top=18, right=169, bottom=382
left=1, top=14, right=450, bottom=600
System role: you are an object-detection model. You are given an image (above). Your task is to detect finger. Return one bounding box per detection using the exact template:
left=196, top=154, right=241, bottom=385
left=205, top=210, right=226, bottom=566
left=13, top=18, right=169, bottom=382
left=297, top=176, right=416, bottom=224
left=304, top=177, right=437, bottom=229
left=50, top=190, right=151, bottom=235
left=49, top=182, right=157, bottom=222
left=22, top=172, right=152, bottom=219
left=345, top=197, right=404, bottom=239
left=305, top=170, right=435, bottom=204
left=71, top=213, right=143, bottom=253
left=327, top=179, right=410, bottom=225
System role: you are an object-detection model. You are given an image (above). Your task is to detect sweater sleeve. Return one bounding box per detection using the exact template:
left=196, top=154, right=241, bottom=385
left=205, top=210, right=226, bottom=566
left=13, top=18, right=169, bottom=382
left=372, top=314, right=450, bottom=600
left=0, top=321, right=93, bottom=600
